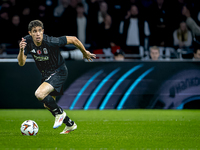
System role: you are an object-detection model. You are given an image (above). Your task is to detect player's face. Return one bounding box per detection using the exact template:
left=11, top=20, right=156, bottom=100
left=29, top=26, right=44, bottom=46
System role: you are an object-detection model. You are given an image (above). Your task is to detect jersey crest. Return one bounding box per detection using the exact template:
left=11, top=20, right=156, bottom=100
left=43, top=48, right=48, bottom=54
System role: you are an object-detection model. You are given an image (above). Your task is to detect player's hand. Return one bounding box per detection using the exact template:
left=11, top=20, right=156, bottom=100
left=83, top=50, right=96, bottom=61
left=19, top=38, right=27, bottom=51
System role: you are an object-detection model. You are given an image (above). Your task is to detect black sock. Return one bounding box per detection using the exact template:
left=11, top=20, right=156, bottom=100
left=46, top=105, right=74, bottom=126
left=42, top=95, right=63, bottom=115
left=63, top=116, right=74, bottom=126
left=47, top=106, right=63, bottom=117
left=48, top=106, right=63, bottom=117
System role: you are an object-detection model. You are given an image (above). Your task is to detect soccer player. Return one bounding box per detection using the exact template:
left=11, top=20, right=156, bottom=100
left=17, top=20, right=96, bottom=134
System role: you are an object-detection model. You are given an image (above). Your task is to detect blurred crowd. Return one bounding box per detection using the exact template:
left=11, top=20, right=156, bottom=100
left=1, top=0, right=200, bottom=60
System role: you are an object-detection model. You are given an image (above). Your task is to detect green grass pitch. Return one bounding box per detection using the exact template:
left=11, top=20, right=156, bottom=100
left=0, top=109, right=199, bottom=150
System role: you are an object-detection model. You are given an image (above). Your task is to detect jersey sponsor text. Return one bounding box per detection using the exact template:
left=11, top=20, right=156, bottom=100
left=33, top=55, right=49, bottom=61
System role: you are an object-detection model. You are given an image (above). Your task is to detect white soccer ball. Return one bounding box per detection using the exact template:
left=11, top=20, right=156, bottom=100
left=20, top=120, right=39, bottom=136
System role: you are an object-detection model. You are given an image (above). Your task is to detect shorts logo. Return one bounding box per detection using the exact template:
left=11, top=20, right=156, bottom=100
left=43, top=48, right=48, bottom=54
left=45, top=72, right=56, bottom=81
left=37, top=50, right=42, bottom=55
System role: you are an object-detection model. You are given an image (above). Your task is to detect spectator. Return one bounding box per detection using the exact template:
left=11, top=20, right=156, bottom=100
left=114, top=49, right=125, bottom=61
left=53, top=0, right=70, bottom=17
left=8, top=0, right=19, bottom=15
left=150, top=46, right=161, bottom=60
left=148, top=0, right=172, bottom=47
left=92, top=13, right=121, bottom=59
left=122, top=0, right=143, bottom=15
left=44, top=0, right=58, bottom=14
left=97, top=1, right=109, bottom=24
left=173, top=21, right=192, bottom=50
left=53, top=0, right=70, bottom=36
left=119, top=4, right=145, bottom=54
left=95, top=14, right=119, bottom=49
left=172, top=0, right=187, bottom=28
left=182, top=5, right=200, bottom=37
left=81, top=0, right=89, bottom=14
left=193, top=48, right=200, bottom=60
left=193, top=40, right=200, bottom=60
left=192, top=0, right=200, bottom=26
left=20, top=6, right=33, bottom=22
left=86, top=0, right=100, bottom=32
left=75, top=2, right=89, bottom=44
left=0, top=7, right=12, bottom=44
left=87, top=0, right=99, bottom=27
left=10, top=14, right=23, bottom=48
left=59, top=0, right=77, bottom=36
left=35, top=4, right=47, bottom=22
left=105, top=0, right=124, bottom=31
left=0, top=0, right=12, bottom=11
left=87, top=1, right=109, bottom=30
left=34, top=3, right=53, bottom=35
left=70, top=0, right=78, bottom=8
left=0, top=8, right=10, bottom=23
left=20, top=6, right=34, bottom=36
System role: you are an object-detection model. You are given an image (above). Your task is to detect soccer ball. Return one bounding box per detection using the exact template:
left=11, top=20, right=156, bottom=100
left=20, top=120, right=39, bottom=136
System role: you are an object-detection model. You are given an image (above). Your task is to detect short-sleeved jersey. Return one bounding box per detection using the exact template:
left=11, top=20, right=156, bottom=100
left=24, top=34, right=67, bottom=74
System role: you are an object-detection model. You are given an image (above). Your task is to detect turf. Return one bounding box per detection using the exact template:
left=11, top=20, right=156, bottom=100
left=0, top=109, right=199, bottom=150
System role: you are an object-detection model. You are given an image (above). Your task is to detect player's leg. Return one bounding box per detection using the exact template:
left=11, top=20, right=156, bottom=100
left=43, top=93, right=75, bottom=131
left=44, top=96, right=70, bottom=120
left=44, top=96, right=76, bottom=131
left=44, top=96, right=56, bottom=117
left=35, top=82, right=54, bottom=100
left=35, top=82, right=66, bottom=128
left=41, top=64, right=77, bottom=131
left=35, top=82, right=63, bottom=114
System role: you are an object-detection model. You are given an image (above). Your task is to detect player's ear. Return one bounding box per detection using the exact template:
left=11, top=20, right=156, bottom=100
left=28, top=31, right=31, bottom=36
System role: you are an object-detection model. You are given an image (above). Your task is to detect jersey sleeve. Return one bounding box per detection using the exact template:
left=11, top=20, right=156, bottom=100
left=50, top=36, right=67, bottom=47
left=58, top=36, right=67, bottom=47
left=23, top=36, right=31, bottom=56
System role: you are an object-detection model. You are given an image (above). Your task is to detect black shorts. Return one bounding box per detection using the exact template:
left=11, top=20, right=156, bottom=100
left=41, top=64, right=68, bottom=96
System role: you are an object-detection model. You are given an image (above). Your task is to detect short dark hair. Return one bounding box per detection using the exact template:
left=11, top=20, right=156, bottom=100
left=28, top=20, right=44, bottom=31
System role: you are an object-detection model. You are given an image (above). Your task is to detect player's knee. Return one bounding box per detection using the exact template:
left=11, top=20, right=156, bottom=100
left=35, top=90, right=45, bottom=101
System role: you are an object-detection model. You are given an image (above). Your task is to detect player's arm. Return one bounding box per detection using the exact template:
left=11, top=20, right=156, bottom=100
left=17, top=38, right=27, bottom=66
left=66, top=36, right=96, bottom=61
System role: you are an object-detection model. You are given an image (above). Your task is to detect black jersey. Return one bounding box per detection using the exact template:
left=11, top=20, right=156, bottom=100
left=24, top=34, right=67, bottom=74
